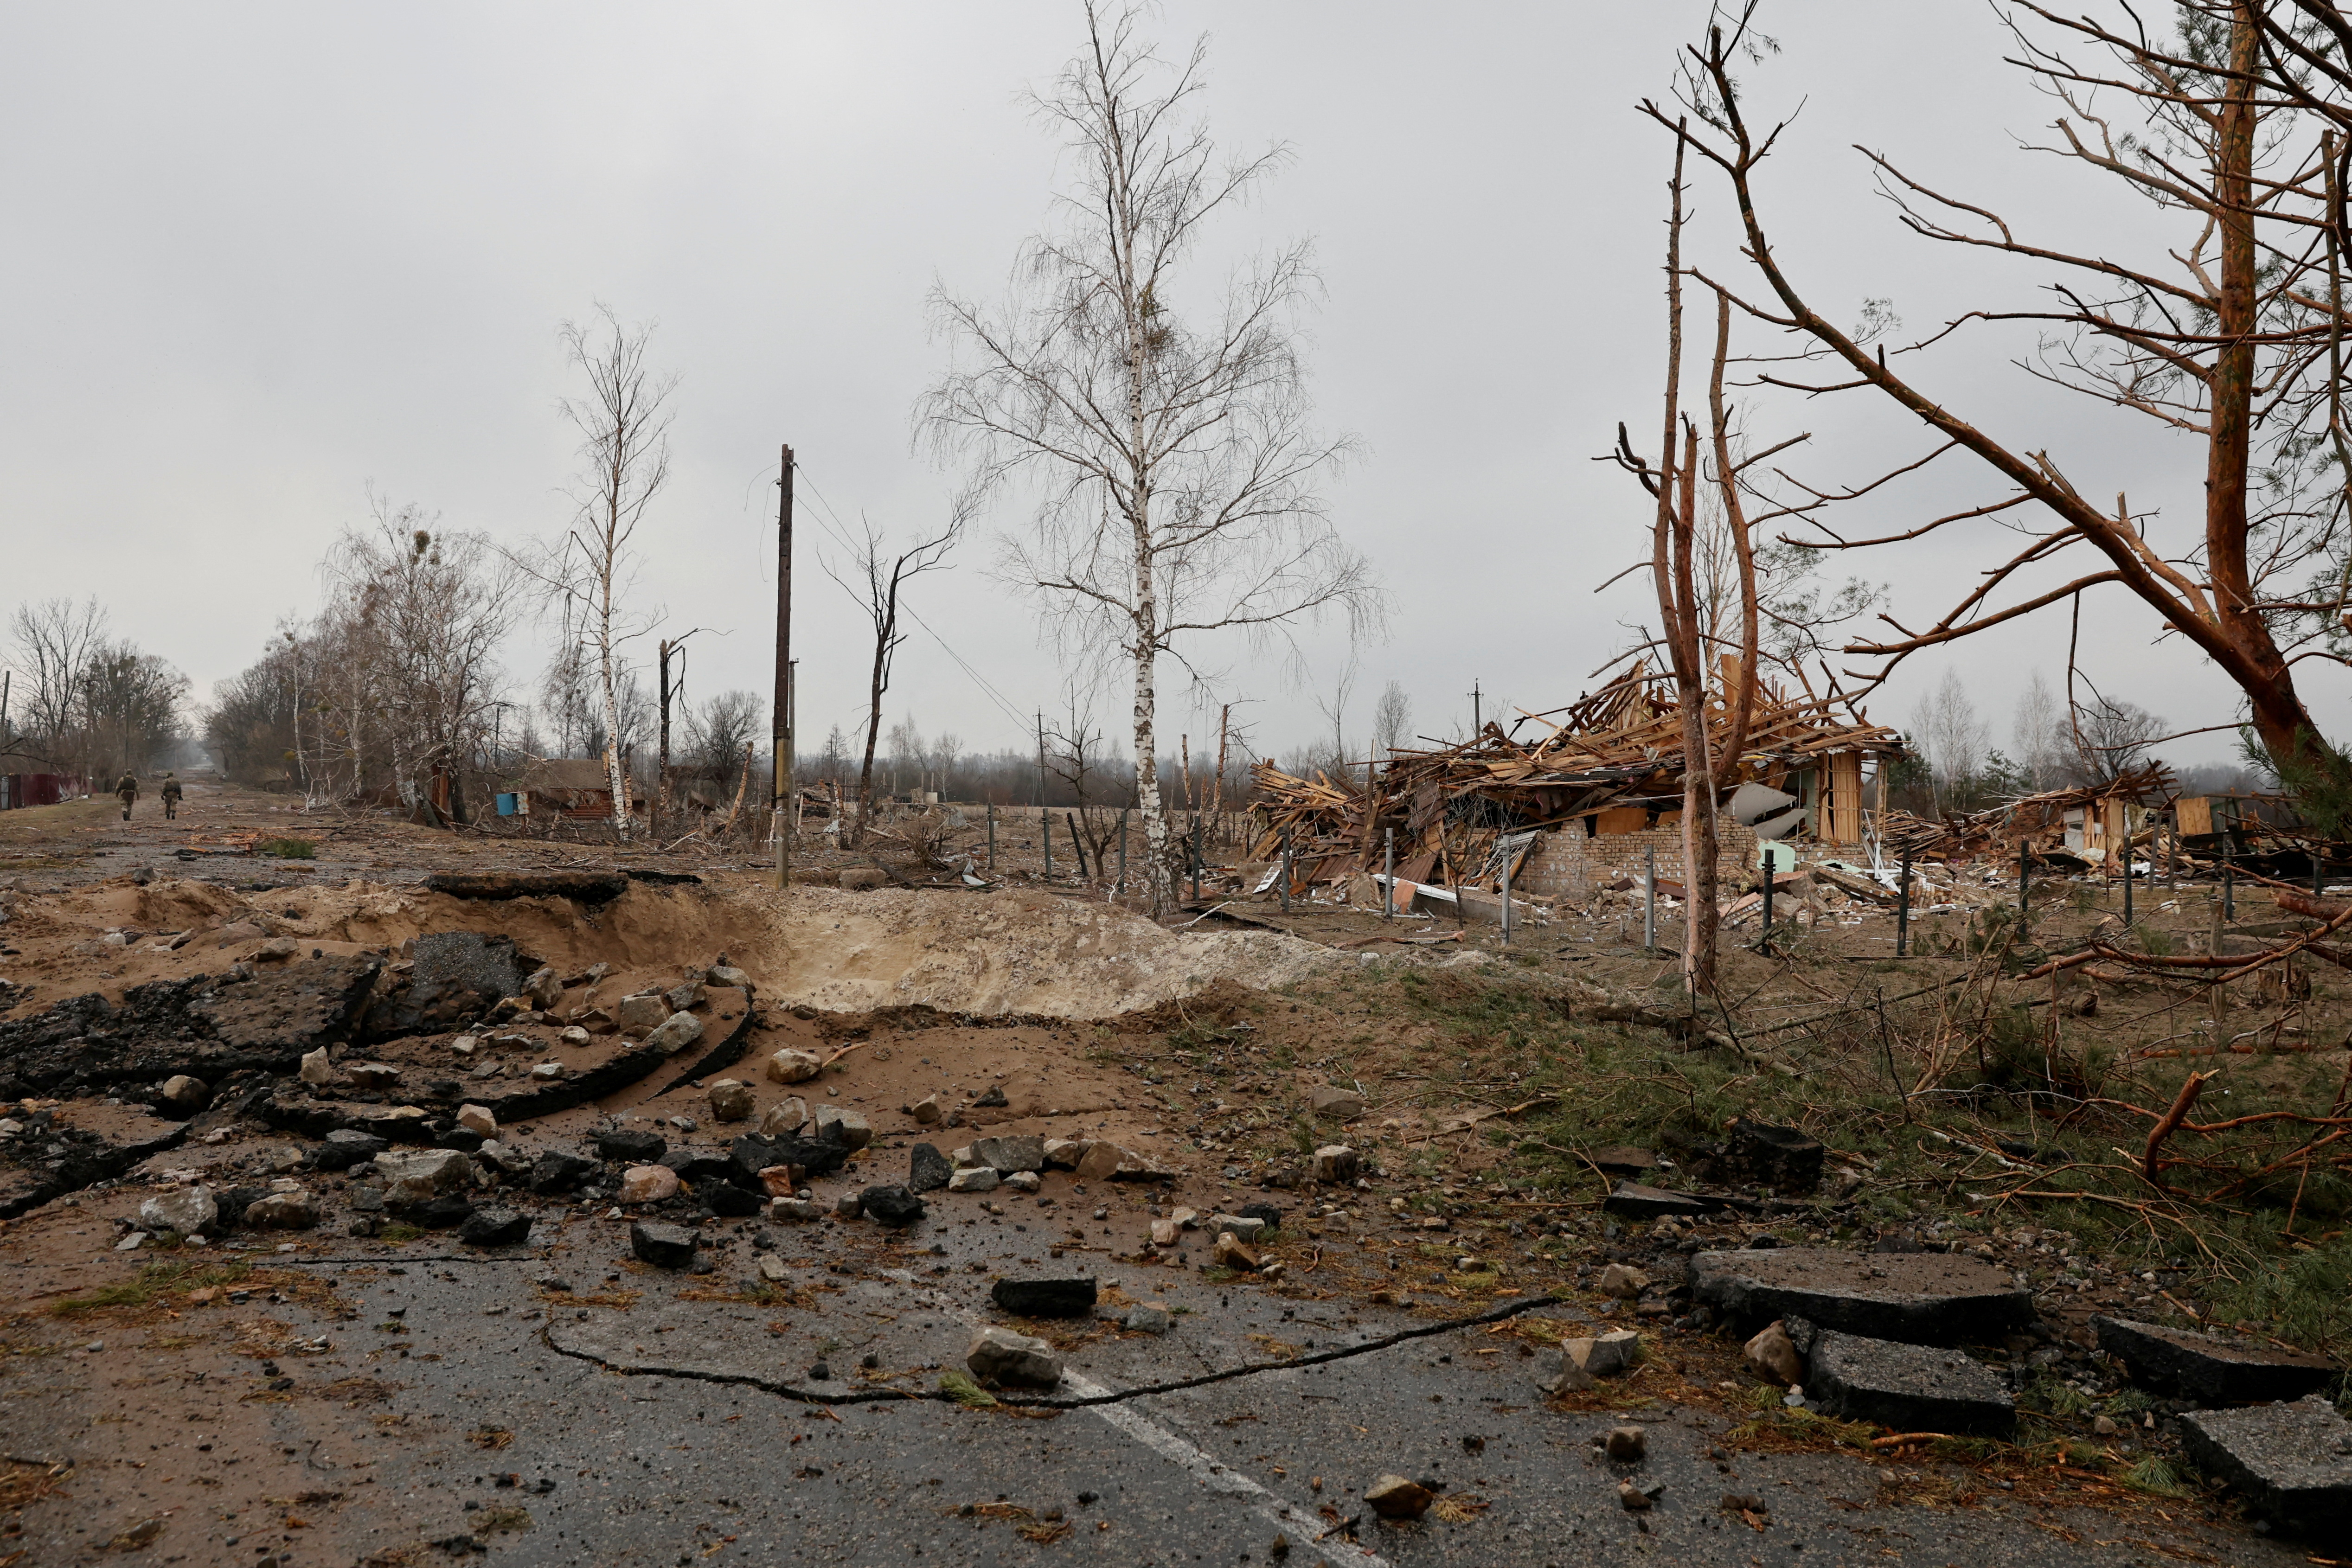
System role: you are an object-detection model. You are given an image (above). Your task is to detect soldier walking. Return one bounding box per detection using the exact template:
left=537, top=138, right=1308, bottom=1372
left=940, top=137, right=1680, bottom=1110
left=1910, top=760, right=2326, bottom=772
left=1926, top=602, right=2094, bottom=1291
left=160, top=772, right=183, bottom=820
left=115, top=771, right=138, bottom=821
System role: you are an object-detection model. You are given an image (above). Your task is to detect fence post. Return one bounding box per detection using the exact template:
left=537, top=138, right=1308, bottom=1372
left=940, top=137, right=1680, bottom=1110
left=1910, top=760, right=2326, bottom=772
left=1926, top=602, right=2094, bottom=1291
left=1279, top=828, right=1291, bottom=915
left=1759, top=847, right=1775, bottom=954
left=1118, top=809, right=1128, bottom=895
left=1643, top=845, right=1657, bottom=951
left=1043, top=808, right=1052, bottom=881
left=1896, top=854, right=1912, bottom=957
left=987, top=802, right=996, bottom=874
left=1383, top=826, right=1394, bottom=919
left=1500, top=851, right=1514, bottom=945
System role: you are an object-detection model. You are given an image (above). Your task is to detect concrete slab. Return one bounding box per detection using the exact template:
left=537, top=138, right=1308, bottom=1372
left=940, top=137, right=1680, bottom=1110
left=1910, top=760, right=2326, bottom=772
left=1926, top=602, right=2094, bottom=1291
left=1806, top=1328, right=2014, bottom=1436
left=1688, top=1247, right=2031, bottom=1344
left=2094, top=1316, right=2336, bottom=1405
left=2179, top=1397, right=2352, bottom=1539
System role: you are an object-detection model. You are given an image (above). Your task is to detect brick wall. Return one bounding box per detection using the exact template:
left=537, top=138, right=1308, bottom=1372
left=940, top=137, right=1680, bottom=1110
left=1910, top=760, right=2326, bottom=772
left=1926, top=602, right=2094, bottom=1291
left=1512, top=820, right=1763, bottom=901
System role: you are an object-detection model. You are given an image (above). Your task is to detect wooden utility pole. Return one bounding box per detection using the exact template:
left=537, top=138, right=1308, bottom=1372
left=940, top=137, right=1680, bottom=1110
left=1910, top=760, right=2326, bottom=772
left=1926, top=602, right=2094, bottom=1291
left=772, top=444, right=795, bottom=890
left=1211, top=704, right=1231, bottom=845
left=656, top=638, right=675, bottom=833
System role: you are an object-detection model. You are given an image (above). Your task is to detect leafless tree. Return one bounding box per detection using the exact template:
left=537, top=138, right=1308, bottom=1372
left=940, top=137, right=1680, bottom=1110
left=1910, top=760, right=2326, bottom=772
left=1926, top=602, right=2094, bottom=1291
left=7, top=596, right=107, bottom=772
left=1310, top=658, right=1358, bottom=778
left=922, top=2, right=1383, bottom=910
left=1645, top=4, right=2352, bottom=824
left=2064, top=694, right=2168, bottom=784
left=518, top=303, right=675, bottom=839
left=1044, top=694, right=1121, bottom=875
left=687, top=691, right=764, bottom=782
left=823, top=506, right=963, bottom=839
left=2012, top=670, right=2066, bottom=790
left=1911, top=670, right=1991, bottom=813
left=1371, top=679, right=1411, bottom=756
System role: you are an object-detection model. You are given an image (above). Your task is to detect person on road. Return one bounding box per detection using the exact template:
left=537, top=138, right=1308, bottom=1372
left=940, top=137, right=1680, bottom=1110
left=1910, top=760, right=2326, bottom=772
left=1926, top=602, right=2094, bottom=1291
left=115, top=772, right=138, bottom=822
left=160, top=773, right=183, bottom=820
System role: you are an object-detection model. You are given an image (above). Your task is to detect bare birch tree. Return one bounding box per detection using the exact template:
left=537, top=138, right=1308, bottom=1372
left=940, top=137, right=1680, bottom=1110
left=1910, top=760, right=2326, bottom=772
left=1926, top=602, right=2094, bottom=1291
left=1371, top=679, right=1411, bottom=756
left=921, top=1, right=1382, bottom=910
left=521, top=303, right=675, bottom=839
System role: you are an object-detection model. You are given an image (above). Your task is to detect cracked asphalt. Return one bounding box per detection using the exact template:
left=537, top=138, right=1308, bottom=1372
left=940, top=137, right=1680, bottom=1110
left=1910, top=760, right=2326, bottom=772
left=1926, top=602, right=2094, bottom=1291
left=3, top=1201, right=2306, bottom=1568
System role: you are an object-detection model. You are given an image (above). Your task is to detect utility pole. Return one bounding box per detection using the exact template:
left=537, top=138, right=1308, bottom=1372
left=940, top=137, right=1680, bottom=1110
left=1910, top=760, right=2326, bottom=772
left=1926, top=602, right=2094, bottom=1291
left=1469, top=679, right=1483, bottom=736
left=657, top=638, right=675, bottom=834
left=772, top=444, right=795, bottom=890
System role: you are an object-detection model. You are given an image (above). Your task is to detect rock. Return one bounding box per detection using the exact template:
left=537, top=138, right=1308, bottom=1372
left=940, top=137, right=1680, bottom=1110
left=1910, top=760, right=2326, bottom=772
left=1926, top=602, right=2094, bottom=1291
left=522, top=965, right=562, bottom=1009
left=595, top=1128, right=667, bottom=1164
left=1602, top=1182, right=1722, bottom=1220
left=372, top=930, right=527, bottom=1034
left=967, top=1325, right=1062, bottom=1388
left=1589, top=1145, right=1656, bottom=1176
left=646, top=1013, right=704, bottom=1057
left=706, top=1081, right=756, bottom=1122
left=255, top=936, right=301, bottom=962
left=2093, top=1415, right=2119, bottom=1436
left=756, top=1254, right=789, bottom=1282
left=1171, top=1207, right=1202, bottom=1229
left=528, top=1151, right=594, bottom=1194
left=1744, top=1320, right=1804, bottom=1386
left=665, top=980, right=706, bottom=1013
left=910, top=1094, right=945, bottom=1126
left=1561, top=1330, right=1643, bottom=1379
left=156, top=1075, right=210, bottom=1114
left=1606, top=1425, right=1647, bottom=1462
left=244, top=1190, right=319, bottom=1230
left=1364, top=1476, right=1433, bottom=1521
left=1531, top=1347, right=1595, bottom=1396
left=833, top=1193, right=862, bottom=1220
left=758, top=1098, right=809, bottom=1136
left=1617, top=1482, right=1653, bottom=1512
left=765, top=1049, right=821, bottom=1085
left=559, top=1026, right=592, bottom=1048
left=971, top=1134, right=1046, bottom=1173
left=1308, top=1085, right=1365, bottom=1120
left=756, top=1165, right=805, bottom=1197
left=839, top=867, right=888, bottom=891
left=1687, top=1247, right=2032, bottom=1344
left=1213, top=1232, right=1261, bottom=1271
left=1002, top=1169, right=1042, bottom=1194
left=1043, top=1138, right=1087, bottom=1169
left=298, top=1048, right=335, bottom=1085
left=860, top=1184, right=926, bottom=1227
left=908, top=1143, right=953, bottom=1193
left=456, top=1103, right=498, bottom=1138
left=475, top=1140, right=531, bottom=1177
left=1124, top=1302, right=1172, bottom=1334
left=377, top=1149, right=477, bottom=1206
left=314, top=1129, right=389, bottom=1171
left=769, top=1198, right=824, bottom=1222
left=1597, top=1263, right=1651, bottom=1299
left=528, top=1062, right=564, bottom=1081
left=1806, top=1330, right=2013, bottom=1436
left=1075, top=1141, right=1135, bottom=1181
left=459, top=1208, right=531, bottom=1247
left=630, top=1221, right=699, bottom=1268
left=2093, top=1316, right=2336, bottom=1405
left=948, top=1166, right=999, bottom=1193
left=991, top=1276, right=1097, bottom=1317
left=1313, top=1145, right=1359, bottom=1183
left=615, top=993, right=670, bottom=1033
left=1207, top=1213, right=1265, bottom=1242
left=707, top=965, right=753, bottom=990
left=138, top=1184, right=216, bottom=1236
left=814, top=1106, right=873, bottom=1150
left=346, top=1060, right=402, bottom=1089
left=415, top=1193, right=474, bottom=1228
left=2179, top=1396, right=2352, bottom=1538
left=1148, top=1219, right=1181, bottom=1247
left=618, top=1165, right=680, bottom=1203
left=729, top=1131, right=848, bottom=1184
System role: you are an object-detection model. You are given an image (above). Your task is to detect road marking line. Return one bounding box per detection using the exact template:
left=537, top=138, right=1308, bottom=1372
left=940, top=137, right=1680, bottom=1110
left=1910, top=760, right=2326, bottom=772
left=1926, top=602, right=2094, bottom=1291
left=1061, top=1370, right=1391, bottom=1567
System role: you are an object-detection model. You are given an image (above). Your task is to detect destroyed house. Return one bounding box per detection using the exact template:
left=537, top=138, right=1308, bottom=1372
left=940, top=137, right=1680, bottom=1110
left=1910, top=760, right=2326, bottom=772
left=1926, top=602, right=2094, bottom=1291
left=1251, top=662, right=1904, bottom=903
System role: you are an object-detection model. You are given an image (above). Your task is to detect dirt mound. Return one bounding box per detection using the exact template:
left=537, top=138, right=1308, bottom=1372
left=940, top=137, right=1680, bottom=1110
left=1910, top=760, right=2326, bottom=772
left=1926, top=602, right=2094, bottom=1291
left=2, top=877, right=1344, bottom=1023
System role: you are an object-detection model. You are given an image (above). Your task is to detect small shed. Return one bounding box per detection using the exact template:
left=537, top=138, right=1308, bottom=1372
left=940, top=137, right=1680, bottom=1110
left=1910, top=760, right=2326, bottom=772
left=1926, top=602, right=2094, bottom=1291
left=513, top=758, right=645, bottom=819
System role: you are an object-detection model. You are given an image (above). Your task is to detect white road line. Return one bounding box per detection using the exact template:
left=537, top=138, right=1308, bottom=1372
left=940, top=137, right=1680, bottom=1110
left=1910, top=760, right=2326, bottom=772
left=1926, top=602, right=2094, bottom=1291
left=1061, top=1370, right=1392, bottom=1568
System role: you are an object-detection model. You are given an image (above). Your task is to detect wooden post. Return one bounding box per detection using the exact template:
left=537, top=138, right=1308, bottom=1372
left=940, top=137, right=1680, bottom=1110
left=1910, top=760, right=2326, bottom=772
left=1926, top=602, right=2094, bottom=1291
left=1500, top=849, right=1514, bottom=945
left=1896, top=855, right=1912, bottom=956
left=1643, top=845, right=1657, bottom=951
left=1119, top=809, right=1128, bottom=893
left=771, top=444, right=795, bottom=890
left=1212, top=704, right=1231, bottom=849
left=1383, top=826, right=1394, bottom=919
left=1279, top=828, right=1291, bottom=914
left=1042, top=806, right=1052, bottom=880
left=987, top=801, right=996, bottom=873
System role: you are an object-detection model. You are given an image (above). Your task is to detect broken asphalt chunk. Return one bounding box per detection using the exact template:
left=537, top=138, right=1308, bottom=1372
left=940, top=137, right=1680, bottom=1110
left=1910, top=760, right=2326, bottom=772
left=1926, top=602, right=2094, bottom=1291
left=1687, top=1247, right=2030, bottom=1344
left=860, top=1184, right=926, bottom=1227
left=1805, top=1329, right=2014, bottom=1437
left=966, top=1325, right=1061, bottom=1388
left=595, top=1127, right=666, bottom=1165
left=908, top=1142, right=952, bottom=1193
left=1601, top=1182, right=1722, bottom=1221
left=2093, top=1316, right=2337, bottom=1405
left=2179, top=1396, right=2352, bottom=1540
left=630, top=1221, right=698, bottom=1268
left=458, top=1208, right=532, bottom=1247
left=991, top=1276, right=1097, bottom=1318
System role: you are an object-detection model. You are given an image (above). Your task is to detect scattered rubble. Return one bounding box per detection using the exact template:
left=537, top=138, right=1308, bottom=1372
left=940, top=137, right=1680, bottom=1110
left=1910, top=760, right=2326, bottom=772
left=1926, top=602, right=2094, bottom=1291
left=1687, top=1247, right=2032, bottom=1343
left=2093, top=1316, right=2336, bottom=1405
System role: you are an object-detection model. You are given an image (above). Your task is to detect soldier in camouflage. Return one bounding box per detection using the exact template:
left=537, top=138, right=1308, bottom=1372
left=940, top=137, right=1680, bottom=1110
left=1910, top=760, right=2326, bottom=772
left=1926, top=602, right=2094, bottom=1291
left=160, top=773, right=183, bottom=820
left=114, top=772, right=138, bottom=821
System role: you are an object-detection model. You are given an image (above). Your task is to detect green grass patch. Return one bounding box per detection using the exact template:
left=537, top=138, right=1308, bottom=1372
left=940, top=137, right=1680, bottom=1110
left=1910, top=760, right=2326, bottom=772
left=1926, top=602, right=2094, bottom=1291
left=375, top=1222, right=423, bottom=1244
left=257, top=837, right=316, bottom=859
left=51, top=1258, right=255, bottom=1316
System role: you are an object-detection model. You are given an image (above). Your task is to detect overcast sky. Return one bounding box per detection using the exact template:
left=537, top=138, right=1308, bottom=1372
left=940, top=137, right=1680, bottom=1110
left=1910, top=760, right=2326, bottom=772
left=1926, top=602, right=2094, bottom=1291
left=0, top=2, right=2311, bottom=771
